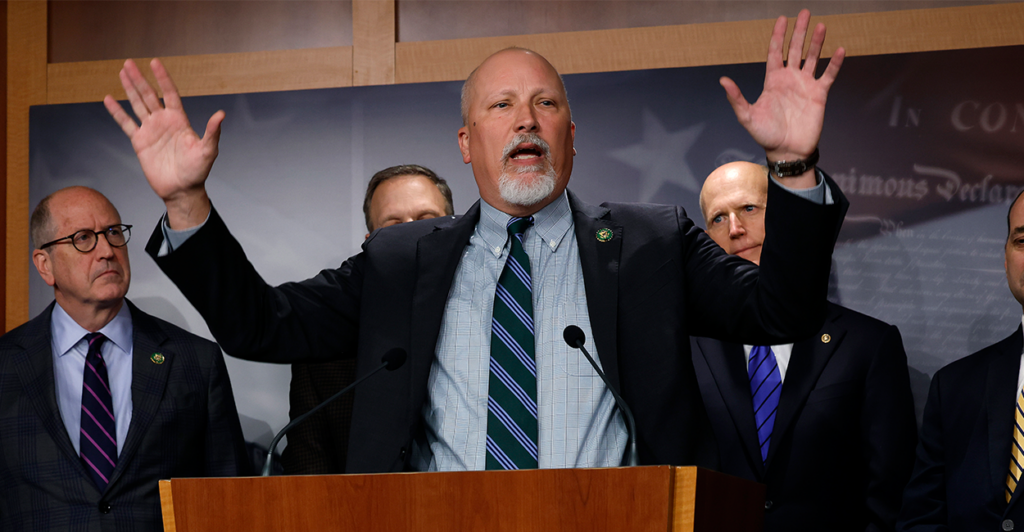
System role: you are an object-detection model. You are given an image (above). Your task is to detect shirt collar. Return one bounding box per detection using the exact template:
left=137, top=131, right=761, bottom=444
left=478, top=191, right=574, bottom=257
left=52, top=301, right=133, bottom=357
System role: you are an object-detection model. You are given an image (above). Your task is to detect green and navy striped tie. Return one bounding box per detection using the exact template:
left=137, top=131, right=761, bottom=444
left=485, top=216, right=539, bottom=470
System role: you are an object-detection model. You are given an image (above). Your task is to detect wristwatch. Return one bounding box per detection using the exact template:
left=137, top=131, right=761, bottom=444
left=767, top=148, right=819, bottom=178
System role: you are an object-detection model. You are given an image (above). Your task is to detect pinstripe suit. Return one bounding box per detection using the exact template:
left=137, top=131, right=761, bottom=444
left=0, top=300, right=249, bottom=531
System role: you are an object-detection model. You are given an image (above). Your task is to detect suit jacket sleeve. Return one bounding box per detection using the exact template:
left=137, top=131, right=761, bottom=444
left=862, top=324, right=919, bottom=532
left=145, top=206, right=363, bottom=364
left=203, top=342, right=251, bottom=476
left=896, top=369, right=950, bottom=532
left=682, top=172, right=849, bottom=343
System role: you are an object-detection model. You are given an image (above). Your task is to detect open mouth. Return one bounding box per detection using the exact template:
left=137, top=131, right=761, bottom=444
left=507, top=144, right=545, bottom=162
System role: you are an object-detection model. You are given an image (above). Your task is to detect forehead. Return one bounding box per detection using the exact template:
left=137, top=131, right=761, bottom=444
left=50, top=190, right=121, bottom=231
left=703, top=172, right=766, bottom=212
left=471, top=51, right=564, bottom=100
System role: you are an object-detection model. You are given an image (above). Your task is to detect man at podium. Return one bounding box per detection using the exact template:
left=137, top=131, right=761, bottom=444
left=104, top=10, right=848, bottom=473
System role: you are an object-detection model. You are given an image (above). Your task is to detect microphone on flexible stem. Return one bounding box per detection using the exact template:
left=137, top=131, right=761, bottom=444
left=261, top=348, right=408, bottom=476
left=563, top=325, right=639, bottom=467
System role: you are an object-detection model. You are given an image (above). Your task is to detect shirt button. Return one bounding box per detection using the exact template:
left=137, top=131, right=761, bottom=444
left=1003, top=519, right=1014, bottom=531
left=98, top=502, right=112, bottom=514
left=764, top=500, right=773, bottom=510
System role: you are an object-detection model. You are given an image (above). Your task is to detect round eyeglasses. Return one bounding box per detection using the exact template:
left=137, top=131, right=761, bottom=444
left=39, top=224, right=133, bottom=253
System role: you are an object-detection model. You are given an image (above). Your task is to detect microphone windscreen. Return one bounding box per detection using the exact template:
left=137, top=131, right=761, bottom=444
left=382, top=348, right=408, bottom=371
left=563, top=325, right=586, bottom=348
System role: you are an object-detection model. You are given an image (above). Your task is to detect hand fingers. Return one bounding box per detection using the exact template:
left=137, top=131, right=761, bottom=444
left=151, top=58, right=184, bottom=111
left=102, top=95, right=139, bottom=139
left=803, top=23, right=826, bottom=74
left=818, top=47, right=846, bottom=90
left=719, top=77, right=751, bottom=124
left=120, top=67, right=152, bottom=122
left=125, top=60, right=165, bottom=117
left=202, top=110, right=225, bottom=156
left=765, top=16, right=788, bottom=71
left=787, top=9, right=811, bottom=68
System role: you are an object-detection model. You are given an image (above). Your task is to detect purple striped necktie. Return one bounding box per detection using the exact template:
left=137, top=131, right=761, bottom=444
left=80, top=332, right=117, bottom=490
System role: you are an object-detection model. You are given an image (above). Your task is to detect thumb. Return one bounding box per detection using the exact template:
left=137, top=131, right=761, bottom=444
left=719, top=76, right=751, bottom=124
left=202, top=110, right=225, bottom=155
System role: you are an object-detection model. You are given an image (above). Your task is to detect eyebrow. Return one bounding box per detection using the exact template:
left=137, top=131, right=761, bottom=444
left=1011, top=226, right=1024, bottom=238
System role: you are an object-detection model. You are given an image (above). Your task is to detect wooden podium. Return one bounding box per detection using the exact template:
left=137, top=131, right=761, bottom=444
left=159, top=466, right=764, bottom=531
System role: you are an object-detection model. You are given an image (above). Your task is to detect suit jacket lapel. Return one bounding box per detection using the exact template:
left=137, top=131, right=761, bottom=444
left=568, top=191, right=623, bottom=390
left=11, top=304, right=90, bottom=480
left=107, top=302, right=171, bottom=491
left=410, top=205, right=480, bottom=370
left=695, top=337, right=765, bottom=477
left=766, top=305, right=844, bottom=469
left=989, top=326, right=1022, bottom=506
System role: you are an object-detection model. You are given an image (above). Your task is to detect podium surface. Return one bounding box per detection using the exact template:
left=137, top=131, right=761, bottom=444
left=160, top=466, right=763, bottom=531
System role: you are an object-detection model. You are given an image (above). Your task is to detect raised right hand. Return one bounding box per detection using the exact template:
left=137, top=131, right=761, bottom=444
left=103, top=58, right=219, bottom=229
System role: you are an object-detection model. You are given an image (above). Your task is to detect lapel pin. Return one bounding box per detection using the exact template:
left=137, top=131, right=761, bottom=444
left=151, top=353, right=165, bottom=364
left=821, top=334, right=831, bottom=344
left=596, top=228, right=614, bottom=242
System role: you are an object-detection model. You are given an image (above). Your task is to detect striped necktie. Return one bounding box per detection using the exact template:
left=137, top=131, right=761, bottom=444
left=749, top=345, right=782, bottom=463
left=1006, top=387, right=1024, bottom=502
left=80, top=332, right=117, bottom=490
left=485, top=216, right=538, bottom=470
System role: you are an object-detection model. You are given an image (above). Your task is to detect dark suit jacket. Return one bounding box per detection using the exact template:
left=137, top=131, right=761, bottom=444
left=280, top=359, right=356, bottom=474
left=692, top=303, right=917, bottom=532
left=0, top=300, right=249, bottom=531
left=898, top=326, right=1024, bottom=532
left=147, top=180, right=847, bottom=473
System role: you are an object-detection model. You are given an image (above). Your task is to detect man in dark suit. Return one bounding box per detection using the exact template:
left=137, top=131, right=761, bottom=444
left=0, top=187, right=248, bottom=531
left=897, top=191, right=1024, bottom=531
left=283, top=164, right=454, bottom=474
left=106, top=11, right=848, bottom=472
left=692, top=161, right=917, bottom=532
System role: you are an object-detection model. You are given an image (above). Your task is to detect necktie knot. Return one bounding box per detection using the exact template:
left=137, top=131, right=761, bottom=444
left=506, top=216, right=534, bottom=239
left=85, top=332, right=107, bottom=355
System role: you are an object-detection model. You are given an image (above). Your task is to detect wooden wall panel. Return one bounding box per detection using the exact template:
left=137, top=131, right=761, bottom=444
left=48, top=47, right=354, bottom=105
left=395, top=3, right=1024, bottom=84
left=353, top=0, right=395, bottom=86
left=6, top=1, right=46, bottom=331
left=0, top=1, right=6, bottom=330
left=49, top=0, right=353, bottom=63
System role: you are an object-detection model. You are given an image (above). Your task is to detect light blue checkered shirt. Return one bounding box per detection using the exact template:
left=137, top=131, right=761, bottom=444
left=416, top=192, right=628, bottom=471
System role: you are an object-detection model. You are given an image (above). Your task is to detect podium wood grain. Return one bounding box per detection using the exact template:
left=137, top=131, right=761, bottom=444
left=160, top=466, right=764, bottom=532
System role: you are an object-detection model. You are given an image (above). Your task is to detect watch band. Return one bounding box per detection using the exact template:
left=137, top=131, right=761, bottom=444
left=767, top=148, right=819, bottom=178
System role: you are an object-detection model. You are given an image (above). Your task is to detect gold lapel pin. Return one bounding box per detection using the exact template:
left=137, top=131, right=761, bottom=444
left=596, top=228, right=614, bottom=242
left=821, top=334, right=831, bottom=344
left=151, top=353, right=165, bottom=364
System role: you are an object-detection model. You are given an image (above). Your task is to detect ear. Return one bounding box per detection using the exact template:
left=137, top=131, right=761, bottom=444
left=458, top=126, right=471, bottom=164
left=32, top=249, right=56, bottom=287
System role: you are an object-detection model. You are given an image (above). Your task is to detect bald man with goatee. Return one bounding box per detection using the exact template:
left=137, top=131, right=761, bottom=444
left=107, top=11, right=851, bottom=472
left=691, top=161, right=917, bottom=532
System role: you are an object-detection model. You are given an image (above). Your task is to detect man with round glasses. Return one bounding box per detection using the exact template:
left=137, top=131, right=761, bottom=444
left=0, top=186, right=249, bottom=531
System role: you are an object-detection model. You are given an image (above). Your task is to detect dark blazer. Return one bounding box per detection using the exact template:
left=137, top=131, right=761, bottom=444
left=898, top=326, right=1024, bottom=532
left=147, top=180, right=847, bottom=473
left=280, top=359, right=357, bottom=474
left=0, top=300, right=249, bottom=532
left=692, top=303, right=917, bottom=532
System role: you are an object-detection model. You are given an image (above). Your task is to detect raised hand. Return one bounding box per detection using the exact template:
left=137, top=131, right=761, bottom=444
left=103, top=58, right=220, bottom=228
left=720, top=10, right=845, bottom=176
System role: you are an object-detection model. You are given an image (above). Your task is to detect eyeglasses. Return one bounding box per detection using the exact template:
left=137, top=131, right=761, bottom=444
left=40, top=224, right=133, bottom=253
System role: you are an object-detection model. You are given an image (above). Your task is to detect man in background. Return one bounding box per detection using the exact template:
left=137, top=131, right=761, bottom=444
left=899, top=191, right=1024, bottom=531
left=692, top=161, right=917, bottom=532
left=0, top=186, right=248, bottom=530
left=283, top=165, right=453, bottom=474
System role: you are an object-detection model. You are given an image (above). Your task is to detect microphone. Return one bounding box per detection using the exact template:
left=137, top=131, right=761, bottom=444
left=261, top=348, right=408, bottom=476
left=563, top=325, right=639, bottom=467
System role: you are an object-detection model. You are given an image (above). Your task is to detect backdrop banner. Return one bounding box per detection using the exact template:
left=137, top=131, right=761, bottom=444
left=29, top=45, right=1024, bottom=443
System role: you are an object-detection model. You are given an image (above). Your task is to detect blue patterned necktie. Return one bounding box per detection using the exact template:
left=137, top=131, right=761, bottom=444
left=749, top=345, right=782, bottom=463
left=485, top=216, right=538, bottom=470
left=80, top=332, right=117, bottom=489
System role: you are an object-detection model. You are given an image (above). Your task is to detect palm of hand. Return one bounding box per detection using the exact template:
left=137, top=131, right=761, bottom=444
left=132, top=108, right=213, bottom=200
left=745, top=68, right=827, bottom=159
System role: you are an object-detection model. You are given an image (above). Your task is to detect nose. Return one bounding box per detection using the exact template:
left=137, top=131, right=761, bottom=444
left=93, top=232, right=117, bottom=258
left=515, top=104, right=538, bottom=132
left=728, top=214, right=745, bottom=238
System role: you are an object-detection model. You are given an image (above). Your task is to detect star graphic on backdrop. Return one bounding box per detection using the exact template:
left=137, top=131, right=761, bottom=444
left=608, top=109, right=705, bottom=201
